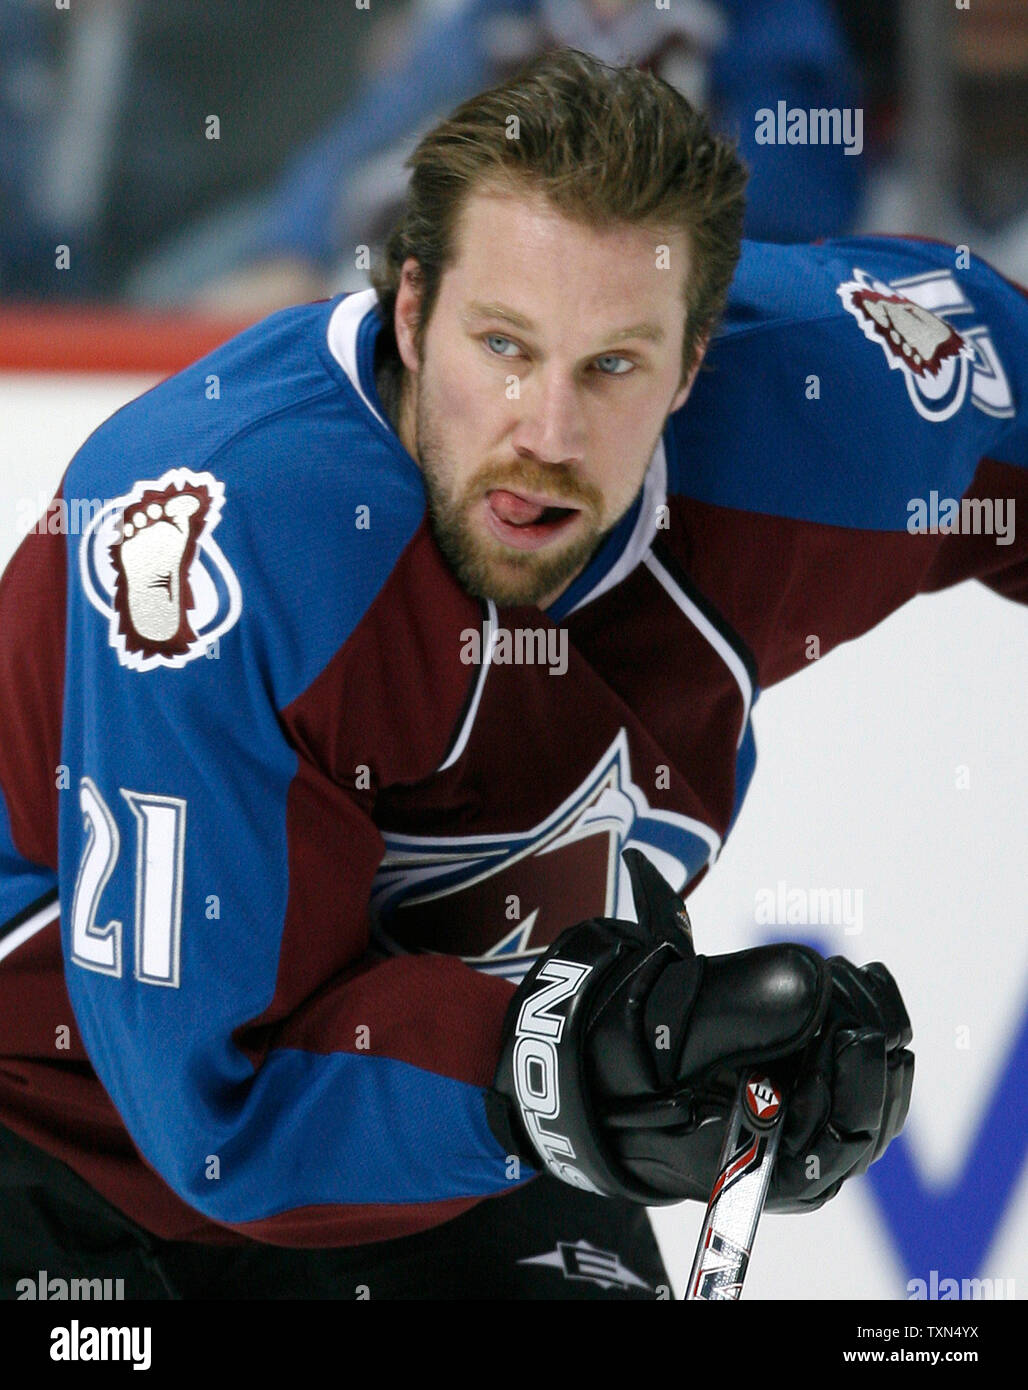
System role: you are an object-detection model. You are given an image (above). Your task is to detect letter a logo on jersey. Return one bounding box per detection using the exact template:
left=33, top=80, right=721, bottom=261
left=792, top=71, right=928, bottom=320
left=370, top=730, right=719, bottom=982
left=80, top=468, right=242, bottom=671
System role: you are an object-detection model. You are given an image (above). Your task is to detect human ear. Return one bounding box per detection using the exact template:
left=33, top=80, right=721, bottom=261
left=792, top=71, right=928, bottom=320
left=394, top=259, right=424, bottom=374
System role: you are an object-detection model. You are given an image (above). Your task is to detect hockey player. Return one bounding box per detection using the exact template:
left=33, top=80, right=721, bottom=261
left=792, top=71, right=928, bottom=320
left=0, top=50, right=1023, bottom=1299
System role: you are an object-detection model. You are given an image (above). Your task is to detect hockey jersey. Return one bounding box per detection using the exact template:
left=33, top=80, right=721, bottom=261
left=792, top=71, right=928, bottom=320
left=0, top=236, right=1025, bottom=1246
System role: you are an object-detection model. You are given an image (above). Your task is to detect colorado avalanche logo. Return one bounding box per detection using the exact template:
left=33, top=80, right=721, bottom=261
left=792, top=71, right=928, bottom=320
left=370, top=730, right=719, bottom=982
left=80, top=468, right=242, bottom=671
left=838, top=268, right=976, bottom=422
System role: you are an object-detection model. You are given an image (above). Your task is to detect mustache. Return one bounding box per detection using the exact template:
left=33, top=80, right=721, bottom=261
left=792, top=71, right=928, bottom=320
left=469, top=461, right=603, bottom=511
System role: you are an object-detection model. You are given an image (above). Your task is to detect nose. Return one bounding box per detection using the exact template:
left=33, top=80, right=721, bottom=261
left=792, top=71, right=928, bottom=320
left=509, top=365, right=586, bottom=466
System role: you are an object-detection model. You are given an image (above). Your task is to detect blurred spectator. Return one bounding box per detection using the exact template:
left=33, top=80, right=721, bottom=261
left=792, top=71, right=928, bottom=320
left=952, top=0, right=1028, bottom=240
left=0, top=0, right=407, bottom=302
left=0, top=0, right=62, bottom=298
left=130, top=0, right=865, bottom=315
left=832, top=0, right=901, bottom=165
left=855, top=0, right=1028, bottom=285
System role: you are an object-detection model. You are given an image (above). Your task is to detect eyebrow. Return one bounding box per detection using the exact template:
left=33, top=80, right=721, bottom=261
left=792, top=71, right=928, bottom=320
left=464, top=301, right=666, bottom=345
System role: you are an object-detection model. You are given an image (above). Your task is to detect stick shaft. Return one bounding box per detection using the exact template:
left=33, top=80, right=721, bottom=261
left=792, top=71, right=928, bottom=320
left=685, top=1071, right=785, bottom=1300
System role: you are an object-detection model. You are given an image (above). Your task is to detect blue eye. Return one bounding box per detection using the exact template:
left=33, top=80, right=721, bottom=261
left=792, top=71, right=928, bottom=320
left=594, top=355, right=633, bottom=375
left=485, top=334, right=520, bottom=357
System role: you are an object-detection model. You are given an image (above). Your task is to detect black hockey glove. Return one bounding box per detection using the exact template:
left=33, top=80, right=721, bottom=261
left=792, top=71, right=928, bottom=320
left=487, top=850, right=913, bottom=1211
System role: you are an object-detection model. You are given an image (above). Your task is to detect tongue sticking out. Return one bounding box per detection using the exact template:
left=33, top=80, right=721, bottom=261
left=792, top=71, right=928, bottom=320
left=488, top=490, right=547, bottom=526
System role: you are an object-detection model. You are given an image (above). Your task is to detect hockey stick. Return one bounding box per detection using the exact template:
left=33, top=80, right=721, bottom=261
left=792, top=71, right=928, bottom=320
left=684, top=1070, right=785, bottom=1300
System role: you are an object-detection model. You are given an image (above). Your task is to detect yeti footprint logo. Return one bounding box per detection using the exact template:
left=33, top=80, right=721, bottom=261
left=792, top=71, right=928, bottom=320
left=80, top=468, right=242, bottom=672
left=111, top=484, right=210, bottom=657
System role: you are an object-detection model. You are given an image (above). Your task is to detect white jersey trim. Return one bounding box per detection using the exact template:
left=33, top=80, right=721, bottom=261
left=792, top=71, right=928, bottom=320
left=325, top=288, right=389, bottom=430
left=565, top=441, right=667, bottom=618
left=643, top=550, right=754, bottom=747
left=0, top=896, right=61, bottom=965
left=438, top=600, right=500, bottom=773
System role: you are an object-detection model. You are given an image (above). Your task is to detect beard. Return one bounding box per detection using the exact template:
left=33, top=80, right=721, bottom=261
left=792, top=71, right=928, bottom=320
left=413, top=375, right=621, bottom=609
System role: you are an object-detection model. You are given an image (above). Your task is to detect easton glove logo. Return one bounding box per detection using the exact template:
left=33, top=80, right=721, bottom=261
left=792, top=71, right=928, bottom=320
left=512, top=957, right=603, bottom=1194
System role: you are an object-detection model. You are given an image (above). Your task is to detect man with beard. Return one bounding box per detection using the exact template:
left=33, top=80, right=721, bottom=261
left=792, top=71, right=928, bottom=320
left=1, top=49, right=1024, bottom=1300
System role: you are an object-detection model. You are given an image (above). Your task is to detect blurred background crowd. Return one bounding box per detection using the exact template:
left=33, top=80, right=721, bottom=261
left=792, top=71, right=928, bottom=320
left=0, top=0, right=1025, bottom=317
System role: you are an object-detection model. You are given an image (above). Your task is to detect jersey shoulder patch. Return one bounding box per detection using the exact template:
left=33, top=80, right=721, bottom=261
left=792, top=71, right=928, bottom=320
left=666, top=238, right=1023, bottom=528
left=66, top=300, right=427, bottom=696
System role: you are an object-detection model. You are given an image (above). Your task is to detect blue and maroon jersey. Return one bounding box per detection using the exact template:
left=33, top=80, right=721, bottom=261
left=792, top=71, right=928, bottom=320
left=0, top=236, right=1025, bottom=1246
